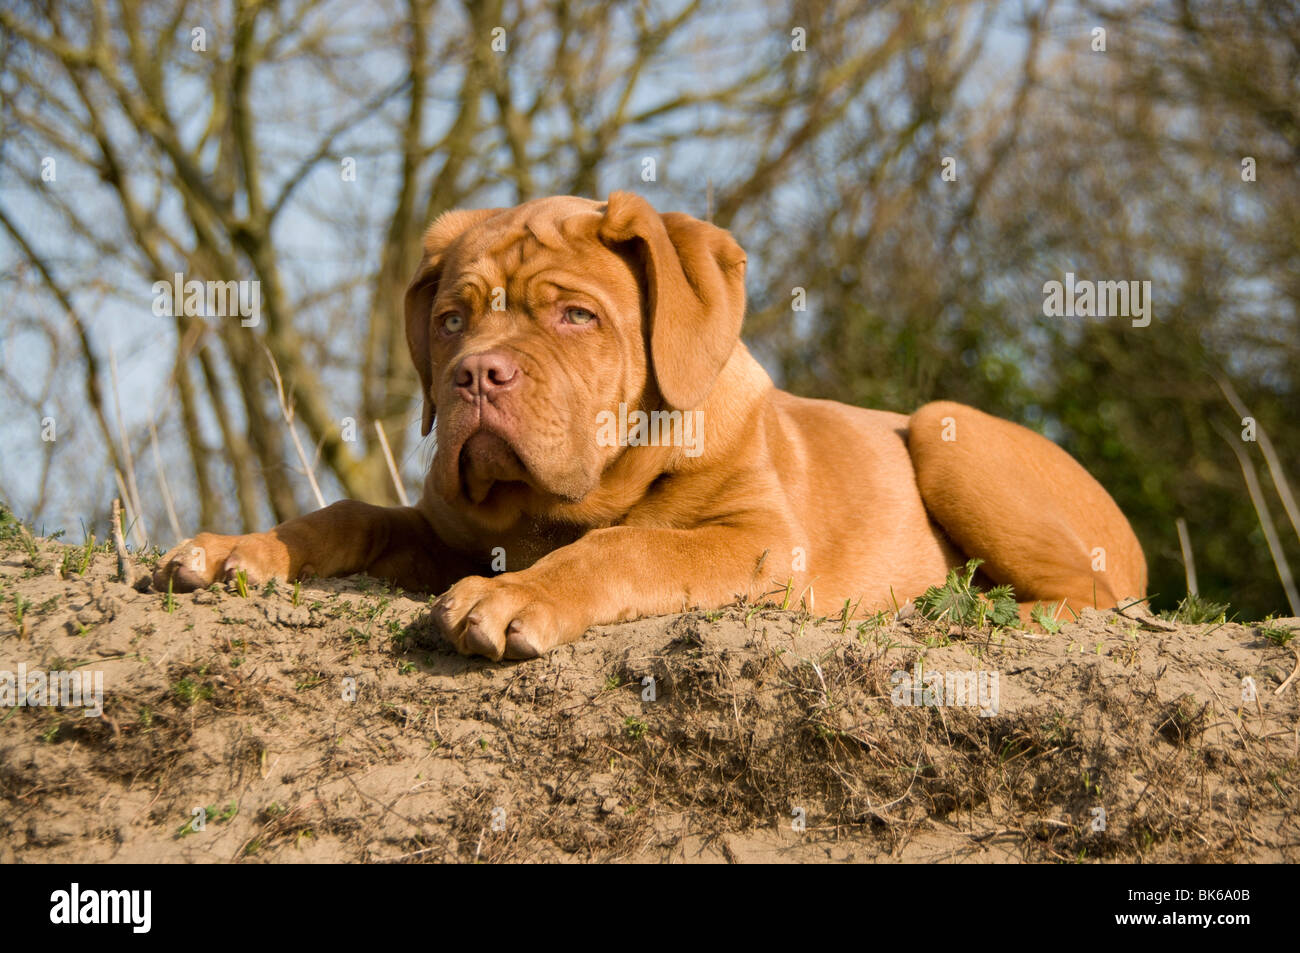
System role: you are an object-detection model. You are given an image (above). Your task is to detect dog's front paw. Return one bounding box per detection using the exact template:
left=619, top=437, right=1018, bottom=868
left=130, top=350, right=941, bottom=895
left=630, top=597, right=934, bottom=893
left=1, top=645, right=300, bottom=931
left=152, top=532, right=291, bottom=593
left=432, top=574, right=569, bottom=661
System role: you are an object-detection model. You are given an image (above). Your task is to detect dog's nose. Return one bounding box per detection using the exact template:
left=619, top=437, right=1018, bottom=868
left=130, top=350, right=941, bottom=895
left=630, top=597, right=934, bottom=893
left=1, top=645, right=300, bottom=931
left=455, top=351, right=520, bottom=400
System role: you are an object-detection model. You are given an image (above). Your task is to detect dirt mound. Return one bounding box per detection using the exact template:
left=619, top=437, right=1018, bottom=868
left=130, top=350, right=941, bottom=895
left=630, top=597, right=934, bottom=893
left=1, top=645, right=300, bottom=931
left=2, top=530, right=1297, bottom=863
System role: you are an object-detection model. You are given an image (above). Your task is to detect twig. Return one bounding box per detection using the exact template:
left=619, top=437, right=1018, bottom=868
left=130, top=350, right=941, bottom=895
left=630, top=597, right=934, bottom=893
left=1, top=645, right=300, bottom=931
left=867, top=742, right=926, bottom=823
left=1197, top=667, right=1255, bottom=757
left=1114, top=599, right=1177, bottom=631
left=1276, top=652, right=1300, bottom=697
left=262, top=344, right=326, bottom=509
left=1115, top=594, right=1152, bottom=614
left=1174, top=517, right=1197, bottom=596
left=148, top=417, right=183, bottom=542
left=113, top=470, right=141, bottom=549
left=1215, top=374, right=1300, bottom=551
left=111, top=497, right=129, bottom=582
left=374, top=420, right=410, bottom=506
left=109, top=346, right=148, bottom=547
left=375, top=845, right=442, bottom=864
left=1213, top=421, right=1300, bottom=614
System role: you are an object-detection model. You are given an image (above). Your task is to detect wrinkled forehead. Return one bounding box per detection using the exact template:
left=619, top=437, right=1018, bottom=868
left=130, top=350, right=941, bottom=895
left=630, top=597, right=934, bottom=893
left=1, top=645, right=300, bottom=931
left=443, top=196, right=610, bottom=275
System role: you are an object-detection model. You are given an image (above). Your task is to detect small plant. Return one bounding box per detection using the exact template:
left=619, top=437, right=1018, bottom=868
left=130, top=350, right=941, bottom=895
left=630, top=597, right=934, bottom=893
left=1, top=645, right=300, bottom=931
left=292, top=580, right=301, bottom=607
left=624, top=716, right=648, bottom=740
left=262, top=578, right=278, bottom=598
left=0, top=503, right=22, bottom=542
left=838, top=598, right=861, bottom=634
left=915, top=559, right=1018, bottom=628
left=365, top=597, right=392, bottom=623
left=1030, top=602, right=1064, bottom=634
left=233, top=569, right=250, bottom=598
left=1161, top=593, right=1230, bottom=625
left=1257, top=620, right=1296, bottom=648
left=173, top=674, right=214, bottom=706
left=1079, top=767, right=1102, bottom=796
left=177, top=801, right=239, bottom=837
left=814, top=722, right=841, bottom=742
left=11, top=516, right=46, bottom=571
left=854, top=610, right=890, bottom=641
left=163, top=577, right=177, bottom=614
left=397, top=660, right=416, bottom=675
left=12, top=592, right=30, bottom=630
left=603, top=673, right=622, bottom=692
left=75, top=534, right=95, bottom=575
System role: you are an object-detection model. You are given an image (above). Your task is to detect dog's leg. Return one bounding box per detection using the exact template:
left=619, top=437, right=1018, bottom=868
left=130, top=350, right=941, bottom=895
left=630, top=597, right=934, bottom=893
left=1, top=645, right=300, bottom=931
left=152, top=501, right=475, bottom=594
left=907, top=401, right=1146, bottom=615
left=431, top=524, right=776, bottom=660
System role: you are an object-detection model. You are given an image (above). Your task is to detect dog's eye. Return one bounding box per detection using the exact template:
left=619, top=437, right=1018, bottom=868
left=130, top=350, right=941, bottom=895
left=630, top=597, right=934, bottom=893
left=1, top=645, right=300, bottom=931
left=563, top=307, right=596, bottom=325
left=440, top=313, right=464, bottom=334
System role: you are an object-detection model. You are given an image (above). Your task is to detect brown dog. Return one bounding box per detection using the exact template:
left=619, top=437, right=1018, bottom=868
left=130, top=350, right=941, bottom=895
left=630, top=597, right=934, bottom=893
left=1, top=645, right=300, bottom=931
left=154, top=192, right=1147, bottom=659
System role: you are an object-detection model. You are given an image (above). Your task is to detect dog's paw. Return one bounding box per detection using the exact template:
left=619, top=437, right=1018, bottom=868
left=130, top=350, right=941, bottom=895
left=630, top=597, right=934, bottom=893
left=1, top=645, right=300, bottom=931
left=152, top=532, right=291, bottom=593
left=431, top=574, right=568, bottom=661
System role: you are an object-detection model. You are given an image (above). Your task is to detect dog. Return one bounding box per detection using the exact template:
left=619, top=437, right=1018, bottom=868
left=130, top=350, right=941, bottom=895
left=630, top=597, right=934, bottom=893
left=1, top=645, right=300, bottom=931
left=153, top=191, right=1147, bottom=659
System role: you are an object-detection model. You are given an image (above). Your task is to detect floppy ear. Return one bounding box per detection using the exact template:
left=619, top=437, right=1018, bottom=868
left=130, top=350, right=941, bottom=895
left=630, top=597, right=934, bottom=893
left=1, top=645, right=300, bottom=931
left=597, top=191, right=747, bottom=410
left=405, top=208, right=502, bottom=435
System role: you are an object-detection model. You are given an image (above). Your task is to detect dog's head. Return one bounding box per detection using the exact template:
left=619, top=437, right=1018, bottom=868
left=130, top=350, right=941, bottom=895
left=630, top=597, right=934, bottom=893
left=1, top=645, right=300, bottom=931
left=405, top=192, right=746, bottom=523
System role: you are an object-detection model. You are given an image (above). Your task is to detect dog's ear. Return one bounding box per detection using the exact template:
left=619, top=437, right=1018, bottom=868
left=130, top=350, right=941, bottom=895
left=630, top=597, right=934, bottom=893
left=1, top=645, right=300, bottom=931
left=597, top=191, right=747, bottom=410
left=405, top=208, right=502, bottom=435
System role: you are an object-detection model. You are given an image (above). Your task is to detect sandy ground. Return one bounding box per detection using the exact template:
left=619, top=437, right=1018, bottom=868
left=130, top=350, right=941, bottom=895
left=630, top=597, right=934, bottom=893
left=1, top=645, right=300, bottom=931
left=1, top=527, right=1297, bottom=863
